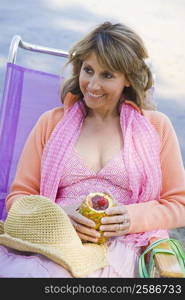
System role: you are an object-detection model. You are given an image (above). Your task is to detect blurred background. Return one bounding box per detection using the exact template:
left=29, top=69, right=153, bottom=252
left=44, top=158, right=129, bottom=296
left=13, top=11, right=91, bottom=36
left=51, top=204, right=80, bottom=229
left=0, top=0, right=185, bottom=246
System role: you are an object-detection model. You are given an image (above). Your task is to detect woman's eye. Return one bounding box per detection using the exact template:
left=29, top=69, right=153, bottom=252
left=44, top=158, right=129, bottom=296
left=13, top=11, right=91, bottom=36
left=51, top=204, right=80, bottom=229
left=83, top=66, right=92, bottom=74
left=103, top=72, right=113, bottom=79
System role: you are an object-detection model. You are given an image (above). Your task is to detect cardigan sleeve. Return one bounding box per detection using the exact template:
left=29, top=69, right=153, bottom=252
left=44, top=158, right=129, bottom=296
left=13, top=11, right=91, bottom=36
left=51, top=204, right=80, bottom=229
left=5, top=108, right=64, bottom=211
left=127, top=111, right=185, bottom=233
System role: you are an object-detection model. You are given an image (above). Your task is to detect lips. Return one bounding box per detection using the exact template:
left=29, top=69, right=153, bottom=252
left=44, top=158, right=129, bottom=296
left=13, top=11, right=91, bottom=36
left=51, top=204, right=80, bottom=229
left=87, top=91, right=104, bottom=99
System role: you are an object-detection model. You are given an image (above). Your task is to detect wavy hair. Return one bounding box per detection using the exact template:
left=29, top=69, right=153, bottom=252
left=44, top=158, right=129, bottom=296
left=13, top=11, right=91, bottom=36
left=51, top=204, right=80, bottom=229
left=61, top=22, right=155, bottom=110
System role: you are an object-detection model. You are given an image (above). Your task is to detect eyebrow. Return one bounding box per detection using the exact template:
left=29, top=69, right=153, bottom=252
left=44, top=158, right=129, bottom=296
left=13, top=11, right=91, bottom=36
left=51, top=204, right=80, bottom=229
left=83, top=62, right=114, bottom=74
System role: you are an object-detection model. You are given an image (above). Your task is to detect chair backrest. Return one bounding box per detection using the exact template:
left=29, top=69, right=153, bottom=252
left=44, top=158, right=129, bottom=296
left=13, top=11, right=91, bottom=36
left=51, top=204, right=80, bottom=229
left=0, top=36, right=68, bottom=220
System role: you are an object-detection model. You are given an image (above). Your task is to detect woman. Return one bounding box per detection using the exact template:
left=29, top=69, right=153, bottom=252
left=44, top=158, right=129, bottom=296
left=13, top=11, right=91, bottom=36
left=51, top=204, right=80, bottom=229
left=0, top=22, right=185, bottom=277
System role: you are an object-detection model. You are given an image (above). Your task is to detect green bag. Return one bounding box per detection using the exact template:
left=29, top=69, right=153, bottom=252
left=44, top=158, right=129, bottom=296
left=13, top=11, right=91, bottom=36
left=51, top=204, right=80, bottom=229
left=139, top=238, right=185, bottom=278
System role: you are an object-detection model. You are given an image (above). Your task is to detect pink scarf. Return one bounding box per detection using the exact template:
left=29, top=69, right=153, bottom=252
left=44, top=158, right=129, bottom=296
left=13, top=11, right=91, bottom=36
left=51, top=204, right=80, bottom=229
left=40, top=94, right=168, bottom=246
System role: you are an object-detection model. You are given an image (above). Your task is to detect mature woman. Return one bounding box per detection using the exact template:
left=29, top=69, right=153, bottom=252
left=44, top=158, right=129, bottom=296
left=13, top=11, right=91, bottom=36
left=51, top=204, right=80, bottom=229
left=0, top=22, right=185, bottom=277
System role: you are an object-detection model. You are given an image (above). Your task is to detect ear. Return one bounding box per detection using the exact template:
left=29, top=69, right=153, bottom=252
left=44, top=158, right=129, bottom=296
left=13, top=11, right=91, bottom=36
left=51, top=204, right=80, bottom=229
left=125, top=82, right=130, bottom=87
left=125, top=78, right=130, bottom=87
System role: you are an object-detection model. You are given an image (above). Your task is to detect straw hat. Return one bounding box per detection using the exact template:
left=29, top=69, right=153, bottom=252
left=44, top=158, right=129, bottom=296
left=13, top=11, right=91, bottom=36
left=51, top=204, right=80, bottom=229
left=0, top=195, right=108, bottom=277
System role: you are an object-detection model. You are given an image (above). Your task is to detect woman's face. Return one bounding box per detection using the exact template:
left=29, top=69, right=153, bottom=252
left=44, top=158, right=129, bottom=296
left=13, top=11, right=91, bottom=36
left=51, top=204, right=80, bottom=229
left=79, top=52, right=130, bottom=114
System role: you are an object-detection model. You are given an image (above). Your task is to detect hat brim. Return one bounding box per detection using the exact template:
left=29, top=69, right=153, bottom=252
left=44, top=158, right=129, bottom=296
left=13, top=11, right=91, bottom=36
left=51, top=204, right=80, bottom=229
left=0, top=232, right=108, bottom=277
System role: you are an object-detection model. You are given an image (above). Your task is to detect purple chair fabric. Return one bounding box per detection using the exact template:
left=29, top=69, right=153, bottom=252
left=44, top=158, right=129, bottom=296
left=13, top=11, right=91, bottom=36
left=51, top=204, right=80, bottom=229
left=0, top=63, right=63, bottom=220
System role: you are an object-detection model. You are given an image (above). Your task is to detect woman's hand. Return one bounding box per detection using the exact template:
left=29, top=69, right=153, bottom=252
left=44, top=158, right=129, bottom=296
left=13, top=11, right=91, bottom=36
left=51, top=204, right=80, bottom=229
left=62, top=204, right=101, bottom=243
left=99, top=204, right=131, bottom=238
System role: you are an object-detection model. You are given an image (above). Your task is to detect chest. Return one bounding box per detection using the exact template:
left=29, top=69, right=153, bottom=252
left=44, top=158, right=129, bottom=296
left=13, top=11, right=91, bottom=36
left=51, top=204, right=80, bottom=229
left=74, top=118, right=123, bottom=172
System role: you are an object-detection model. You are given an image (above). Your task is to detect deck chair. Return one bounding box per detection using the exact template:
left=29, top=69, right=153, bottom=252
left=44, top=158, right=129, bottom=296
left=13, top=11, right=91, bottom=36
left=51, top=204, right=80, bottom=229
left=0, top=35, right=68, bottom=220
left=0, top=36, right=184, bottom=278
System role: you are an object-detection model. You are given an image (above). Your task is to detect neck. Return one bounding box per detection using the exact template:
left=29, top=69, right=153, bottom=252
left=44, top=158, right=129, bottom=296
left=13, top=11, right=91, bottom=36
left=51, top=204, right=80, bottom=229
left=88, top=110, right=119, bottom=122
left=86, top=106, right=120, bottom=123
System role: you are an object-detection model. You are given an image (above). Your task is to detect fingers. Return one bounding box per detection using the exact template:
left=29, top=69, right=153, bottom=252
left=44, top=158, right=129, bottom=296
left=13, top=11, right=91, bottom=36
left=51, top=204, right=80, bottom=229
left=78, top=232, right=100, bottom=243
left=101, top=205, right=130, bottom=226
left=100, top=222, right=130, bottom=237
left=99, top=204, right=131, bottom=238
left=73, top=222, right=100, bottom=243
left=63, top=204, right=99, bottom=243
left=105, top=205, right=127, bottom=216
left=75, top=223, right=100, bottom=238
left=100, top=222, right=128, bottom=232
left=101, top=214, right=126, bottom=225
left=72, top=212, right=96, bottom=228
left=65, top=206, right=96, bottom=228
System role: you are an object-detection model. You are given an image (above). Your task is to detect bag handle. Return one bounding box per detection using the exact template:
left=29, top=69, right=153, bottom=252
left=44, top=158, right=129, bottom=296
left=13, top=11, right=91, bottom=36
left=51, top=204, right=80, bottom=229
left=139, top=238, right=185, bottom=278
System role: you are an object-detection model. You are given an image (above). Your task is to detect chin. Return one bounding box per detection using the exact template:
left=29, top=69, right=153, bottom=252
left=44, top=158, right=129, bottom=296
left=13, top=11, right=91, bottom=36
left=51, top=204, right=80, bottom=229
left=84, top=101, right=103, bottom=110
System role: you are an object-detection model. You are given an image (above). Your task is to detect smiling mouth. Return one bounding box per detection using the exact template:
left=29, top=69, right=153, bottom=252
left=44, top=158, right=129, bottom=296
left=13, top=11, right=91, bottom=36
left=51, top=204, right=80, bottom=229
left=87, top=91, right=105, bottom=99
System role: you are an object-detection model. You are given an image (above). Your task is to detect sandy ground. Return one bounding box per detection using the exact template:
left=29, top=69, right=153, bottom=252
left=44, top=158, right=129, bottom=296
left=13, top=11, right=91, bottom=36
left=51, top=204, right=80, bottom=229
left=0, top=0, right=185, bottom=247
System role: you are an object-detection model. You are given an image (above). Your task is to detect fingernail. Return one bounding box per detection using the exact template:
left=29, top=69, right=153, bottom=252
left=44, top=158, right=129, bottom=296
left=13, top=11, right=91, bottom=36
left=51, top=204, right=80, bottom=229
left=101, top=218, right=105, bottom=224
left=100, top=226, right=104, bottom=231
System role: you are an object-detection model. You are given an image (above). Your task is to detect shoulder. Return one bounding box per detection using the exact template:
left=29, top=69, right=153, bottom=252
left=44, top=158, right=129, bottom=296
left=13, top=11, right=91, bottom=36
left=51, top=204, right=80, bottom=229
left=39, top=106, right=64, bottom=126
left=143, top=109, right=171, bottom=124
left=142, top=109, right=178, bottom=150
left=33, top=106, right=64, bottom=143
left=142, top=109, right=174, bottom=135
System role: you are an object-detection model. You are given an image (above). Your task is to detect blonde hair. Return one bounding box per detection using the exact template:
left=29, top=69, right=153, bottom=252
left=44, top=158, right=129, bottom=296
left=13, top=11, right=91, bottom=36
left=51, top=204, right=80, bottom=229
left=61, top=22, right=155, bottom=110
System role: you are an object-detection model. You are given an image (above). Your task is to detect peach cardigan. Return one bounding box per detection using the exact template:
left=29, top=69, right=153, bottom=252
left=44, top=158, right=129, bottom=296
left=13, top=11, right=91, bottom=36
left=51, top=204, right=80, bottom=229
left=6, top=96, right=185, bottom=234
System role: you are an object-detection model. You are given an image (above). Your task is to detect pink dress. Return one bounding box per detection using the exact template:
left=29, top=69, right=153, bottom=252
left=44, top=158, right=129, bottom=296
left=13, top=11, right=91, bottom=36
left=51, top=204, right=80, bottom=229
left=0, top=146, right=141, bottom=278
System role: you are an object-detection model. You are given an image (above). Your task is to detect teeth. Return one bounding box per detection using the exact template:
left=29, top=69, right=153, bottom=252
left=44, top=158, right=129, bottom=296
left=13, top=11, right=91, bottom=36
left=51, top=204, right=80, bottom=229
left=88, top=92, right=104, bottom=98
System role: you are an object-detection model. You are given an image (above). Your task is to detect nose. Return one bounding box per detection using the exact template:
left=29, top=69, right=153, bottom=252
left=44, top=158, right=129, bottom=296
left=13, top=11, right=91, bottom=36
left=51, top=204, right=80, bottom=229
left=87, top=75, right=101, bottom=91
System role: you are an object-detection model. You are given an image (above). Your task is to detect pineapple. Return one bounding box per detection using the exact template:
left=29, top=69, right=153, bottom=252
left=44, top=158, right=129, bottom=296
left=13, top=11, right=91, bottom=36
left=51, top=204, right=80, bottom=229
left=79, top=192, right=115, bottom=244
